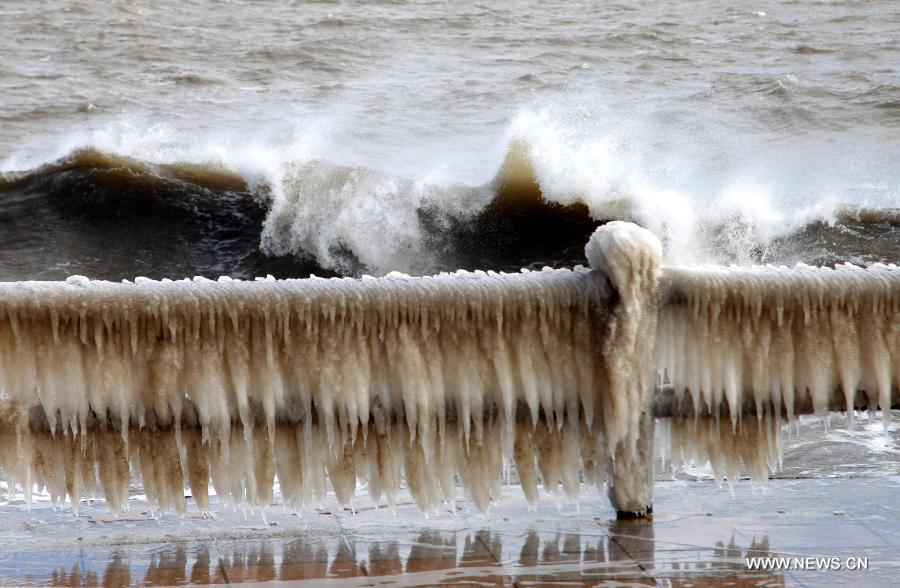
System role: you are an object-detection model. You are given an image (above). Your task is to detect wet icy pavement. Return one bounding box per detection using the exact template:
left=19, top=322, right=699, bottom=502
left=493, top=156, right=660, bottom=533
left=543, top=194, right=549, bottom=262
left=0, top=476, right=897, bottom=587
left=0, top=412, right=896, bottom=587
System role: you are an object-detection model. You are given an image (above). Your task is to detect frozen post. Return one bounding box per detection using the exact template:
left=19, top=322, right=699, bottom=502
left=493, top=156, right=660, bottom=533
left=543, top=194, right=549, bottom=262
left=608, top=411, right=655, bottom=517
left=585, top=221, right=662, bottom=518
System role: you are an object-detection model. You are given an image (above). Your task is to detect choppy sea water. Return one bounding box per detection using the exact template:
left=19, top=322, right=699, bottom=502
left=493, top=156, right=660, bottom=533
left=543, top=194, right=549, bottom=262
left=1, top=0, right=899, bottom=280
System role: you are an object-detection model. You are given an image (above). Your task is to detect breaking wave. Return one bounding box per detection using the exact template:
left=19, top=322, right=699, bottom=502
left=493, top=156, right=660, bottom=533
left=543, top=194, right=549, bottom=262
left=1, top=114, right=898, bottom=281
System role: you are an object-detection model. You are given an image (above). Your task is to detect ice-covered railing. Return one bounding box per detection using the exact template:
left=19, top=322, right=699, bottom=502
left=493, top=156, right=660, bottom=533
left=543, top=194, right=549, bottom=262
left=653, top=261, right=900, bottom=490
left=1, top=269, right=616, bottom=447
left=657, top=263, right=900, bottom=423
left=0, top=221, right=898, bottom=518
left=0, top=222, right=662, bottom=516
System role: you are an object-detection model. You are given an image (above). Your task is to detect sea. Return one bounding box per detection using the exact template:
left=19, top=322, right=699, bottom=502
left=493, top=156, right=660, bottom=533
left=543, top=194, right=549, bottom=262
left=2, top=0, right=899, bottom=281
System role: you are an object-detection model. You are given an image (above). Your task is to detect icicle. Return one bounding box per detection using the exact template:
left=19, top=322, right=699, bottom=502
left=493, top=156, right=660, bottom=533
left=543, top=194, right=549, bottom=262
left=0, top=258, right=620, bottom=513
left=0, top=411, right=626, bottom=514
left=1, top=222, right=895, bottom=515
left=659, top=263, right=900, bottom=426
left=663, top=416, right=783, bottom=486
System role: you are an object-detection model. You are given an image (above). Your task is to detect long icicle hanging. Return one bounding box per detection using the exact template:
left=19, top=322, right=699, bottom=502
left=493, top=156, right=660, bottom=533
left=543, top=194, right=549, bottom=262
left=0, top=222, right=667, bottom=512
left=658, top=262, right=900, bottom=428
left=3, top=224, right=898, bottom=512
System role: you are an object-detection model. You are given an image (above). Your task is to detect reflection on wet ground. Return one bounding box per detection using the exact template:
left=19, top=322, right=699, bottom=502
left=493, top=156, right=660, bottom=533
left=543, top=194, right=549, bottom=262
left=1, top=477, right=897, bottom=586
left=10, top=522, right=781, bottom=586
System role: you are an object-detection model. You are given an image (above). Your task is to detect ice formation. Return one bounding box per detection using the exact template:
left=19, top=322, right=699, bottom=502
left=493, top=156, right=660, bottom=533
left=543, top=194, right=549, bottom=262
left=0, top=224, right=665, bottom=512
left=586, top=221, right=662, bottom=452
left=0, top=269, right=612, bottom=442
left=658, top=415, right=783, bottom=486
left=2, top=222, right=899, bottom=513
left=0, top=416, right=616, bottom=514
left=658, top=263, right=900, bottom=428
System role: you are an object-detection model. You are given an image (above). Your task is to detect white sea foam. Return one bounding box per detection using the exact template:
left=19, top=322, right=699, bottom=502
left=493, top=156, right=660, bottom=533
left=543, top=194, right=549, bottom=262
left=4, top=104, right=895, bottom=276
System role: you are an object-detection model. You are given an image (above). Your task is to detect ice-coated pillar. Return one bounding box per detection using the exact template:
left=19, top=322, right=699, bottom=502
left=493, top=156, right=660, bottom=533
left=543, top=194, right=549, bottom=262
left=608, top=411, right=654, bottom=517
left=585, top=221, right=662, bottom=518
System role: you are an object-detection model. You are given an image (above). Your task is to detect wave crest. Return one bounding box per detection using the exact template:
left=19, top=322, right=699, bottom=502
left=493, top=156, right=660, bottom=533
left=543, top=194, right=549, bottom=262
left=2, top=128, right=898, bottom=281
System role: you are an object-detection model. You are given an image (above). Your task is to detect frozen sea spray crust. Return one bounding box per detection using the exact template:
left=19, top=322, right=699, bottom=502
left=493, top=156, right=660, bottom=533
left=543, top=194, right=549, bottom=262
left=658, top=262, right=900, bottom=428
left=0, top=266, right=628, bottom=512
left=585, top=221, right=663, bottom=449
left=585, top=222, right=663, bottom=517
left=1, top=225, right=898, bottom=516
